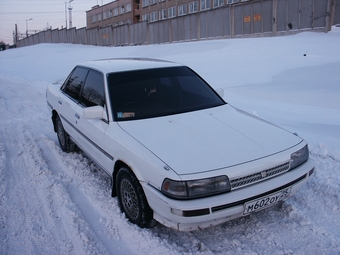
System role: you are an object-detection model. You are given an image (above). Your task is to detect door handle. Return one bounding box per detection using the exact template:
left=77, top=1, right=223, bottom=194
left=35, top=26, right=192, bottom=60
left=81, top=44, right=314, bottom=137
left=75, top=113, right=80, bottom=119
left=58, top=100, right=62, bottom=105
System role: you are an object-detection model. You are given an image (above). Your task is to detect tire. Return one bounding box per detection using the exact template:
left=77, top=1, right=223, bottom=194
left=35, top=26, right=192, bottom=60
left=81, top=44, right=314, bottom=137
left=56, top=115, right=75, bottom=153
left=116, top=167, right=156, bottom=228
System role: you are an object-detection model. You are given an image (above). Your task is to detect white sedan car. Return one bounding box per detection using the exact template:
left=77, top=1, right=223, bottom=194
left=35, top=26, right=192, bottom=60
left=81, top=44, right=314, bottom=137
left=46, top=58, right=314, bottom=231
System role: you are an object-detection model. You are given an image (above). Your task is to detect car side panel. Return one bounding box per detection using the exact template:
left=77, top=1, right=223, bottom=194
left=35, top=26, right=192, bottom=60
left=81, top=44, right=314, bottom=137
left=75, top=110, right=113, bottom=175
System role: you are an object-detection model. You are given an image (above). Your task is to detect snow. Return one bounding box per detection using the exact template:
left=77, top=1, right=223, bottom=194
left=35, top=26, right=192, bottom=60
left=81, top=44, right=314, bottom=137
left=1, top=27, right=340, bottom=254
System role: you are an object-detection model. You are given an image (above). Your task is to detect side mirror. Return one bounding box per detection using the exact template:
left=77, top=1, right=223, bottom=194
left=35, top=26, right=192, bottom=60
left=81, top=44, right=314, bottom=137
left=83, top=105, right=107, bottom=120
left=215, top=88, right=224, bottom=98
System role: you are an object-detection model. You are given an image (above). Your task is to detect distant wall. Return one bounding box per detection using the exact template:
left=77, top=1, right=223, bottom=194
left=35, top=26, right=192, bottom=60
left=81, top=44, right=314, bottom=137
left=17, top=0, right=338, bottom=48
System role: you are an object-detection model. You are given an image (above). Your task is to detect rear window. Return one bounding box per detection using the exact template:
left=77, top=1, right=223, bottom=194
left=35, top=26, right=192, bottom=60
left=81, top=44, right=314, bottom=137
left=107, top=66, right=225, bottom=121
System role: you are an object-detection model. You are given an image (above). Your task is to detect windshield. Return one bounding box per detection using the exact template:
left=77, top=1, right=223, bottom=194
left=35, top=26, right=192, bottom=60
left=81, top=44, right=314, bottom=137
left=107, top=66, right=225, bottom=121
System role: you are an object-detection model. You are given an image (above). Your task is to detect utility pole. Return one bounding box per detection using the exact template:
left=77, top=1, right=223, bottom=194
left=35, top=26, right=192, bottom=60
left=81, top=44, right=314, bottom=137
left=26, top=18, right=32, bottom=37
left=65, top=2, right=68, bottom=28
left=15, top=24, right=18, bottom=43
left=68, top=0, right=74, bottom=28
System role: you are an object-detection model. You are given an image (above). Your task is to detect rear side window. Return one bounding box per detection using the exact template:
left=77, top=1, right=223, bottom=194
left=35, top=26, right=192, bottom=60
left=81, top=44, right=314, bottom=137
left=80, top=70, right=105, bottom=107
left=62, top=67, right=88, bottom=101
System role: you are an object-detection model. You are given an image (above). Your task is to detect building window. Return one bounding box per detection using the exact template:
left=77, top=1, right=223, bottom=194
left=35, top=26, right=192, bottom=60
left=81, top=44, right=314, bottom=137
left=178, top=4, right=187, bottom=16
left=161, top=9, right=167, bottom=20
left=213, top=0, right=224, bottom=7
left=227, top=0, right=238, bottom=3
left=159, top=0, right=165, bottom=2
left=97, top=13, right=102, bottom=21
left=120, top=6, right=125, bottom=15
left=142, top=0, right=149, bottom=7
left=189, top=1, right=198, bottom=13
left=113, top=8, right=119, bottom=16
left=103, top=11, right=107, bottom=20
left=201, top=0, right=210, bottom=10
left=151, top=0, right=157, bottom=5
left=108, top=10, right=113, bottom=18
left=168, top=7, right=176, bottom=18
left=92, top=15, right=97, bottom=23
left=126, top=19, right=131, bottom=24
left=142, top=14, right=149, bottom=22
left=125, top=3, right=132, bottom=12
left=150, top=11, right=158, bottom=22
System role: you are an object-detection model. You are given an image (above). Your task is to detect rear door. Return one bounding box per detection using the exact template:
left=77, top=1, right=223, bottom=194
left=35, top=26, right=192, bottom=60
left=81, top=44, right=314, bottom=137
left=58, top=66, right=89, bottom=142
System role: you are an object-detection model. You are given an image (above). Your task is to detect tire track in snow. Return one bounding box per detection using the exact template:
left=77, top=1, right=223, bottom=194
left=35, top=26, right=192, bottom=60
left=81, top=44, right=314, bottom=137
left=0, top=123, right=72, bottom=254
left=0, top=111, right=126, bottom=253
left=38, top=136, right=183, bottom=255
left=37, top=135, right=138, bottom=255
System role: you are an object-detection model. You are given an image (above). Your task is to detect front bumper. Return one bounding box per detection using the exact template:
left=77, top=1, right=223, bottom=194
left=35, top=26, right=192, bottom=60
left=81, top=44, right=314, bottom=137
left=143, top=158, right=314, bottom=231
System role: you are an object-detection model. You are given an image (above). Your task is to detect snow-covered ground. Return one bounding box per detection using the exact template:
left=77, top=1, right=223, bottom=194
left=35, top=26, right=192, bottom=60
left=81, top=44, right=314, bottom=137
left=0, top=27, right=339, bottom=254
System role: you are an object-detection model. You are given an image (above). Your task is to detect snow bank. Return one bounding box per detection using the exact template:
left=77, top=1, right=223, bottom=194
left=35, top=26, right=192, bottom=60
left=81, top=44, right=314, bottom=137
left=0, top=27, right=339, bottom=254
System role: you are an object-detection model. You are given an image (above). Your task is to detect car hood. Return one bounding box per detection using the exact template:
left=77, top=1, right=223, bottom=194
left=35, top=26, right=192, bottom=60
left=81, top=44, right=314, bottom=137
left=118, top=105, right=302, bottom=176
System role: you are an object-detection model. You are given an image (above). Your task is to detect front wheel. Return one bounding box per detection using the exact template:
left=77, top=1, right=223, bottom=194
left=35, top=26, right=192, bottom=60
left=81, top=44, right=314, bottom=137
left=116, top=167, right=156, bottom=228
left=56, top=115, right=75, bottom=153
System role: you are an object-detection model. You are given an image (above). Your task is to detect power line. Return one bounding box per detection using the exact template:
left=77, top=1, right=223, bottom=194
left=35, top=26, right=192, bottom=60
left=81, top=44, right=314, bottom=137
left=0, top=10, right=87, bottom=15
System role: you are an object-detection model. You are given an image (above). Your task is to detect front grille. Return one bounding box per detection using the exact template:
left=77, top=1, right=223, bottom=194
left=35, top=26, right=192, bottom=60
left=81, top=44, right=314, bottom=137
left=230, top=161, right=290, bottom=190
left=212, top=173, right=307, bottom=213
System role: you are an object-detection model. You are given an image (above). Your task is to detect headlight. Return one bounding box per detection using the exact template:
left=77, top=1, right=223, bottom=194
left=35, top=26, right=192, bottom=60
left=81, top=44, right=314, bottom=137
left=290, top=144, right=309, bottom=170
left=161, top=176, right=231, bottom=199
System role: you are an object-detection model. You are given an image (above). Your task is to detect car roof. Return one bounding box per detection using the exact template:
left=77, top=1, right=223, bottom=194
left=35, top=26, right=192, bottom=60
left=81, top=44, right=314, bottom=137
left=78, top=58, right=184, bottom=74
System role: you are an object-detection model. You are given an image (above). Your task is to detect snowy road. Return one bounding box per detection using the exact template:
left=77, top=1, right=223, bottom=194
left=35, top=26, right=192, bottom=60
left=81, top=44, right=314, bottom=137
left=1, top=28, right=340, bottom=254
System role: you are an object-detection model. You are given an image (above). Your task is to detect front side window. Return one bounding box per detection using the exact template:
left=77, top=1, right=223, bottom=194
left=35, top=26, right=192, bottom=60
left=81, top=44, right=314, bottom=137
left=62, top=67, right=89, bottom=101
left=80, top=70, right=105, bottom=107
left=107, top=66, right=225, bottom=121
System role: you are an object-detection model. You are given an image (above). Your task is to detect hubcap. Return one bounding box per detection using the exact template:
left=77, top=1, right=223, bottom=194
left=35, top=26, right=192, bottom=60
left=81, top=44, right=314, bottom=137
left=120, top=179, right=139, bottom=220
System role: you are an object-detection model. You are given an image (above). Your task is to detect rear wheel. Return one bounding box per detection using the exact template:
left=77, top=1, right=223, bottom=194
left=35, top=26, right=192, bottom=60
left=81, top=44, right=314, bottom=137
left=56, top=115, right=75, bottom=153
left=116, top=167, right=156, bottom=228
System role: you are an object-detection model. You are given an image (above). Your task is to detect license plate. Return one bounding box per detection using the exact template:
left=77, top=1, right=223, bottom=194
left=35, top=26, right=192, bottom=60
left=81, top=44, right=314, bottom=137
left=243, top=187, right=291, bottom=215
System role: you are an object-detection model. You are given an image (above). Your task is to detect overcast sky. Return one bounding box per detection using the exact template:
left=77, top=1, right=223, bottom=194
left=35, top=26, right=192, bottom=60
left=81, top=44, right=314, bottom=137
left=0, top=0, right=113, bottom=44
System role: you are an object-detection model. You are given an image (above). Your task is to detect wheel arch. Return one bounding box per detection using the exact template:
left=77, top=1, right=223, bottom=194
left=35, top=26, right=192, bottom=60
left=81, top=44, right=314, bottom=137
left=112, top=160, right=131, bottom=197
left=51, top=110, right=59, bottom=133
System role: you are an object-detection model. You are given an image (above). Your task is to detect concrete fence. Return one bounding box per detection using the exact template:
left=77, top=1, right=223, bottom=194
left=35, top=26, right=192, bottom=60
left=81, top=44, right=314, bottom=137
left=17, top=0, right=339, bottom=48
